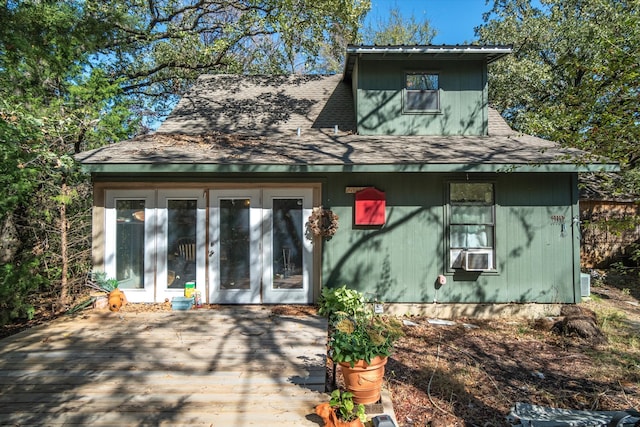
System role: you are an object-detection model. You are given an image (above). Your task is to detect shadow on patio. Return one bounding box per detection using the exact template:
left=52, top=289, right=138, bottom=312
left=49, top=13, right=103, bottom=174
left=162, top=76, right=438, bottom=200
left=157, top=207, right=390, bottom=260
left=0, top=306, right=328, bottom=426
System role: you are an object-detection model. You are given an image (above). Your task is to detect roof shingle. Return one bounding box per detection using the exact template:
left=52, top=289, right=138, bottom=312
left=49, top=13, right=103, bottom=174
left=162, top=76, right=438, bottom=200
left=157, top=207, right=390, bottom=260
left=76, top=74, right=616, bottom=172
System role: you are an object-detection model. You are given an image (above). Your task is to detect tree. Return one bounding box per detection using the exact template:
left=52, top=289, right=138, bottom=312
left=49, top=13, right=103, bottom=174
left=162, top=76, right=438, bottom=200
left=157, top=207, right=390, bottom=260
left=0, top=0, right=371, bottom=324
left=93, top=0, right=370, bottom=119
left=0, top=1, right=133, bottom=322
left=477, top=0, right=640, bottom=196
left=361, top=7, right=437, bottom=45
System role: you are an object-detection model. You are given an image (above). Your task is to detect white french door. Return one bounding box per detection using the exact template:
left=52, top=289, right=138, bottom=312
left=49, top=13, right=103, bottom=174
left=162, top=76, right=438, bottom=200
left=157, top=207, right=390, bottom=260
left=106, top=190, right=207, bottom=303
left=105, top=190, right=156, bottom=303
left=209, top=190, right=262, bottom=304
left=156, top=190, right=206, bottom=302
left=104, top=187, right=314, bottom=304
left=262, top=189, right=313, bottom=304
left=209, top=188, right=313, bottom=304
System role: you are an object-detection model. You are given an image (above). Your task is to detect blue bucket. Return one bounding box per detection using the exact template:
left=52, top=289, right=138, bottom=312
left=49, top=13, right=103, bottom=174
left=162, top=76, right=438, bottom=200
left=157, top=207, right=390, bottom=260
left=171, top=296, right=194, bottom=311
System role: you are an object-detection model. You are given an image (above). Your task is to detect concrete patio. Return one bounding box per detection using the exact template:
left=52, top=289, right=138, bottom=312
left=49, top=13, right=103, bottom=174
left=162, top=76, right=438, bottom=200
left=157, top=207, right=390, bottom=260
left=0, top=306, right=329, bottom=426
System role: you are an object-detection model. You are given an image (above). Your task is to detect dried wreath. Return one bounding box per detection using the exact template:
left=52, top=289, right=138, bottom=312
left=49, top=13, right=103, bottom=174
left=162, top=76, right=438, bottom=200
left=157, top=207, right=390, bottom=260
left=306, top=206, right=339, bottom=240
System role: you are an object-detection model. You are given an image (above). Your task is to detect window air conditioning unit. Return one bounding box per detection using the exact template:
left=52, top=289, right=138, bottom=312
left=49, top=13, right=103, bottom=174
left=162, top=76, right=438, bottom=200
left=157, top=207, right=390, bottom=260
left=463, top=250, right=493, bottom=271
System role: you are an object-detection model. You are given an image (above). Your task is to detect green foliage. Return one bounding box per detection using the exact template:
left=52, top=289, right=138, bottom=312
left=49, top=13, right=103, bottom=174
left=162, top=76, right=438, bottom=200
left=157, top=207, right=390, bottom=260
left=330, top=313, right=404, bottom=367
left=321, top=286, right=403, bottom=367
left=361, top=6, right=437, bottom=45
left=609, top=261, right=640, bottom=277
left=329, top=389, right=366, bottom=423
left=589, top=293, right=602, bottom=302
left=0, top=1, right=131, bottom=318
left=93, top=0, right=370, bottom=105
left=629, top=243, right=640, bottom=267
left=0, top=0, right=116, bottom=102
left=477, top=0, right=640, bottom=196
left=91, top=271, right=119, bottom=292
left=0, top=106, right=41, bottom=215
left=598, top=308, right=628, bottom=332
left=318, top=285, right=366, bottom=321
left=0, top=259, right=46, bottom=325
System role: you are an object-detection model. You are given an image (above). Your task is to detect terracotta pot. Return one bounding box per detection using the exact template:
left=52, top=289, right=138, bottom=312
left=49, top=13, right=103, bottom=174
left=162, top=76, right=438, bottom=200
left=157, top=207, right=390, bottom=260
left=338, top=355, right=388, bottom=405
left=314, top=403, right=364, bottom=427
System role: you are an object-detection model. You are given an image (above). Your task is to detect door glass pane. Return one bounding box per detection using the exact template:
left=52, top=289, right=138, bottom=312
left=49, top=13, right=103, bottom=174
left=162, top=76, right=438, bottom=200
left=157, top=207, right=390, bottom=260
left=116, top=200, right=145, bottom=289
left=273, top=198, right=303, bottom=290
left=220, top=199, right=251, bottom=290
left=167, top=199, right=197, bottom=289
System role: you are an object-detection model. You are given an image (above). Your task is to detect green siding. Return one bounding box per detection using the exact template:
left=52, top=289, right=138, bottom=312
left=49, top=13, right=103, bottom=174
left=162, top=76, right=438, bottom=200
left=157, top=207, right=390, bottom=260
left=498, top=174, right=576, bottom=303
left=352, top=61, right=359, bottom=124
left=322, top=172, right=579, bottom=304
left=322, top=173, right=444, bottom=302
left=91, top=169, right=581, bottom=305
left=355, top=58, right=487, bottom=136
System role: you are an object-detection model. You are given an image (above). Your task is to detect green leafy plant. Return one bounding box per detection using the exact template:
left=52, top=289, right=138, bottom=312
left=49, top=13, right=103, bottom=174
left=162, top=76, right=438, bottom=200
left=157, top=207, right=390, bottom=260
left=0, top=260, right=44, bottom=325
left=629, top=242, right=640, bottom=267
left=318, top=285, right=366, bottom=321
left=320, top=285, right=404, bottom=367
left=329, top=389, right=366, bottom=423
left=88, top=271, right=119, bottom=292
left=330, top=312, right=404, bottom=367
left=66, top=272, right=120, bottom=315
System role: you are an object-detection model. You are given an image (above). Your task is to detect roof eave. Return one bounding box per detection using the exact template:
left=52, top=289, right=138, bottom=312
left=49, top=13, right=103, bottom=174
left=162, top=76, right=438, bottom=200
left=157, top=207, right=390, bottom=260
left=80, top=162, right=619, bottom=175
left=343, top=44, right=513, bottom=81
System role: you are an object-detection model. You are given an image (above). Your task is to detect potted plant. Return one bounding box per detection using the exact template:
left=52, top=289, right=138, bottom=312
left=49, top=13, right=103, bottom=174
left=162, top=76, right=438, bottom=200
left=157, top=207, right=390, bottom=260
left=87, top=271, right=126, bottom=312
left=319, top=286, right=404, bottom=405
left=315, top=389, right=366, bottom=427
left=331, top=312, right=403, bottom=404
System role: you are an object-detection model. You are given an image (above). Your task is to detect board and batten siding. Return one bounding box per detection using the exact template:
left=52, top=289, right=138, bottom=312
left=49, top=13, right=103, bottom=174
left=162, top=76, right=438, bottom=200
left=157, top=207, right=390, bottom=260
left=321, top=172, right=580, bottom=304
left=89, top=171, right=581, bottom=305
left=354, top=58, right=488, bottom=136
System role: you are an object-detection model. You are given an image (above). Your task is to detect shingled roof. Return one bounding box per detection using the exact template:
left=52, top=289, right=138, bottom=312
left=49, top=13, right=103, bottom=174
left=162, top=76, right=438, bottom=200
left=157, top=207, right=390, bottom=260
left=158, top=74, right=356, bottom=136
left=76, top=74, right=617, bottom=173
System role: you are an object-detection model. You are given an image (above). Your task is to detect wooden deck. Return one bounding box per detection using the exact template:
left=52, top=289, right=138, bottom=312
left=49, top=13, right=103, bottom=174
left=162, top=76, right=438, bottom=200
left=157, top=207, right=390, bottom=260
left=0, top=307, right=329, bottom=426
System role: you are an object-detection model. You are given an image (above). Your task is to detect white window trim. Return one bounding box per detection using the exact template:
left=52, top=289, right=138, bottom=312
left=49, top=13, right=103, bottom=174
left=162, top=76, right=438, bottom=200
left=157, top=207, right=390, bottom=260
left=447, top=182, right=497, bottom=272
left=403, top=71, right=441, bottom=114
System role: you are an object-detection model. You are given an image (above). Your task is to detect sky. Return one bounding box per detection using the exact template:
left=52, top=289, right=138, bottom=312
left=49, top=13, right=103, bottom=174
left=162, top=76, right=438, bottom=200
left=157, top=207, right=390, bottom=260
left=365, top=0, right=494, bottom=44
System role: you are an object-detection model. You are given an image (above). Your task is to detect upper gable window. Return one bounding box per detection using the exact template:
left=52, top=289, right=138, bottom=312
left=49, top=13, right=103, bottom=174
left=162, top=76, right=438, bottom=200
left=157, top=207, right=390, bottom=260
left=404, top=72, right=440, bottom=113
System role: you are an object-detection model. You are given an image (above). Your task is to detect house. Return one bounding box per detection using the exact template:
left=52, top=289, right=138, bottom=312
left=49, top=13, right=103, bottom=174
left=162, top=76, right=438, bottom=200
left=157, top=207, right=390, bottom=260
left=76, top=45, right=618, bottom=315
left=579, top=173, right=640, bottom=268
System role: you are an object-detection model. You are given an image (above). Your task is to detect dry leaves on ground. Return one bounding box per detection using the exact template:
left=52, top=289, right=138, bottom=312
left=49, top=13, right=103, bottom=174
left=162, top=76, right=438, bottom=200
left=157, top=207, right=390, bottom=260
left=385, top=282, right=640, bottom=426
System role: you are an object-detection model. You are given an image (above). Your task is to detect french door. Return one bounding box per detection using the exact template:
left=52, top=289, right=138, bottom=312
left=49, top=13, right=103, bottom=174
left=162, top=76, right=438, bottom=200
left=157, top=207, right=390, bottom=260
left=209, top=188, right=313, bottom=304
left=104, top=187, right=314, bottom=304
left=105, top=190, right=208, bottom=303
left=105, top=190, right=156, bottom=303
left=156, top=190, right=207, bottom=302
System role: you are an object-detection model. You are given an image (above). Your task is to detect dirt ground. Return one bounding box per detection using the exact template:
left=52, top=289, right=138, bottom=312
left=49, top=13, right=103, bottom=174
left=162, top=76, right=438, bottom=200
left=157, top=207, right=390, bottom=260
left=384, top=274, right=640, bottom=427
left=2, top=272, right=639, bottom=427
